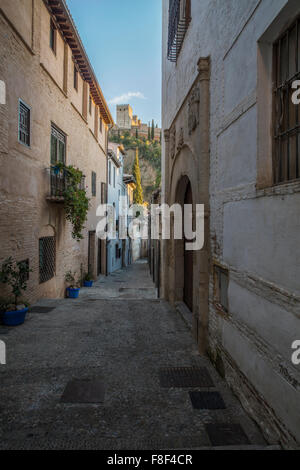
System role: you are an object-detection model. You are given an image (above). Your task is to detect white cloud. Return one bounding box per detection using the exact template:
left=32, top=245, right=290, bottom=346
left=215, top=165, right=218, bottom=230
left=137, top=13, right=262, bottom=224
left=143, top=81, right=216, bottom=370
left=108, top=91, right=146, bottom=105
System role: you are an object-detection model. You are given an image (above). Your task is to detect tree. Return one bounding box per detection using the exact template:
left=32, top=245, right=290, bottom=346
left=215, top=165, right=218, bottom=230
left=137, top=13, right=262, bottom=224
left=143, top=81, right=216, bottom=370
left=132, top=148, right=144, bottom=205
left=151, top=119, right=155, bottom=140
left=136, top=128, right=138, bottom=139
left=147, top=125, right=151, bottom=140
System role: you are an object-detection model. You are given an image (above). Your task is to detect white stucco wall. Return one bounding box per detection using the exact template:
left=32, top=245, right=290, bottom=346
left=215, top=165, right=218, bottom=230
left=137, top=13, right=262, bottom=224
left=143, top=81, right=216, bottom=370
left=162, top=0, right=300, bottom=447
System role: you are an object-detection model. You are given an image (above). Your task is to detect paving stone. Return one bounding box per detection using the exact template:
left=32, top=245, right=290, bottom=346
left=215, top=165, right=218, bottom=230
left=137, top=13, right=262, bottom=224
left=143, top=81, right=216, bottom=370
left=29, top=307, right=56, bottom=314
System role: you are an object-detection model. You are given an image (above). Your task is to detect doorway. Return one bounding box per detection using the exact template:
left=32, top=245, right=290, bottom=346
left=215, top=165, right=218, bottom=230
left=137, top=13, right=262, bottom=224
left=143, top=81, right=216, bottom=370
left=183, top=181, right=193, bottom=311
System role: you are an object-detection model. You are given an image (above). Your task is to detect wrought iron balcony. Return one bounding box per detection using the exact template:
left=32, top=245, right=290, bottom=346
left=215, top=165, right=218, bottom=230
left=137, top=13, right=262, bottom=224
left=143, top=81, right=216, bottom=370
left=46, top=167, right=85, bottom=202
left=167, top=0, right=191, bottom=62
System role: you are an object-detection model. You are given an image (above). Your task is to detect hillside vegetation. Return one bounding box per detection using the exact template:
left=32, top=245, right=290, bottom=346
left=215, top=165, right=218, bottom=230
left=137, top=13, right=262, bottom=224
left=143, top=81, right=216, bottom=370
left=109, top=131, right=161, bottom=201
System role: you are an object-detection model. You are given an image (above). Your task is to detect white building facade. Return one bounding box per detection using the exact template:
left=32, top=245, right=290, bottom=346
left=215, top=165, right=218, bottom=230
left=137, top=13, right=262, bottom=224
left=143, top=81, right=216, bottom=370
left=162, top=0, right=300, bottom=448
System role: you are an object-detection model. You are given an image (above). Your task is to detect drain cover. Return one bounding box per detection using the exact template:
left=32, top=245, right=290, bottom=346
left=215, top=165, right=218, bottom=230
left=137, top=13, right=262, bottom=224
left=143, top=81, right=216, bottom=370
left=205, top=423, right=250, bottom=446
left=189, top=391, right=226, bottom=409
left=159, top=367, right=214, bottom=388
left=61, top=378, right=105, bottom=404
left=29, top=307, right=55, bottom=313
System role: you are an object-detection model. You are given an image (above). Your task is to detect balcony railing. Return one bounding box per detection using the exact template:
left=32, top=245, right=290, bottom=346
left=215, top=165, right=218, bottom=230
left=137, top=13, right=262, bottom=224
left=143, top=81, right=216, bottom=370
left=46, top=167, right=85, bottom=202
left=167, top=0, right=191, bottom=62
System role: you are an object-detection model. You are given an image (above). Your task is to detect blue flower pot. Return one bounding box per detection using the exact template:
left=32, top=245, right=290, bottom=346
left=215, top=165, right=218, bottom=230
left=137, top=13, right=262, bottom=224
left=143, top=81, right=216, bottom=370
left=84, top=280, right=93, bottom=287
left=2, top=307, right=28, bottom=326
left=66, top=287, right=80, bottom=299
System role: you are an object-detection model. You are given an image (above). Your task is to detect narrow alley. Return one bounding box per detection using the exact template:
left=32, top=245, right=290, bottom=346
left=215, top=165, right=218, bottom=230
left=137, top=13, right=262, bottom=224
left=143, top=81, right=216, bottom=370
left=0, top=260, right=271, bottom=450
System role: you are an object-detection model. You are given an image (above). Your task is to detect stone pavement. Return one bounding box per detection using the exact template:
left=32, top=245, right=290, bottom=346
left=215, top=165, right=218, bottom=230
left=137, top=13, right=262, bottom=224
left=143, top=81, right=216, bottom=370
left=0, top=260, right=273, bottom=450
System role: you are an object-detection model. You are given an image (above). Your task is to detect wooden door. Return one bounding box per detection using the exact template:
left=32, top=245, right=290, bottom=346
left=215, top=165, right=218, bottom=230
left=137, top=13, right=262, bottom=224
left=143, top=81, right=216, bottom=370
left=183, top=182, right=193, bottom=311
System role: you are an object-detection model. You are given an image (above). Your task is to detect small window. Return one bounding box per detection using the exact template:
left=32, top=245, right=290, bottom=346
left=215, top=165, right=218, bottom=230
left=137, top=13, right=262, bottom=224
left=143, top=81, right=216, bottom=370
left=109, top=161, right=112, bottom=185
left=99, top=117, right=102, bottom=133
left=50, top=19, right=56, bottom=53
left=51, top=124, right=66, bottom=165
left=17, top=259, right=30, bottom=283
left=18, top=100, right=30, bottom=147
left=91, top=171, right=96, bottom=197
left=74, top=64, right=78, bottom=90
left=89, top=95, right=92, bottom=115
left=39, top=237, right=55, bottom=284
left=214, top=265, right=229, bottom=313
left=113, top=166, right=116, bottom=188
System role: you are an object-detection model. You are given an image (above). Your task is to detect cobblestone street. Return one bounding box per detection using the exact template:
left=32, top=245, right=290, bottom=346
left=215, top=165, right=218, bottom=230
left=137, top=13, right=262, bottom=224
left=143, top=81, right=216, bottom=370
left=0, top=260, right=275, bottom=450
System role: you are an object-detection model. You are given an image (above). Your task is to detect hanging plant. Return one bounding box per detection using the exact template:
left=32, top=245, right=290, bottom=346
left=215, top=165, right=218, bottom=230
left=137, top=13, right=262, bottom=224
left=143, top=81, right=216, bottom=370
left=53, top=162, right=90, bottom=241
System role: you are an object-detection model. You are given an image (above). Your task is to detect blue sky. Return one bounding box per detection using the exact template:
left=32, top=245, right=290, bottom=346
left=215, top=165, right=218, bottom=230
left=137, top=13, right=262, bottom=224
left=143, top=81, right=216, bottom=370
left=66, top=0, right=162, bottom=127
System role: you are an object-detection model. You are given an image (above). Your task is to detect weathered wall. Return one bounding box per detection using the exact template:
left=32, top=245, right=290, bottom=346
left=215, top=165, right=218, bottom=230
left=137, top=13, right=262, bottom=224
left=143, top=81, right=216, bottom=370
left=0, top=0, right=108, bottom=302
left=162, top=0, right=300, bottom=448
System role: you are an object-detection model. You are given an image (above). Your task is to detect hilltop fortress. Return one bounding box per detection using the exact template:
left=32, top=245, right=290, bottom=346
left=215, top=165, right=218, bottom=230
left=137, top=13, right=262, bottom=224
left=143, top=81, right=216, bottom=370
left=111, top=104, right=161, bottom=142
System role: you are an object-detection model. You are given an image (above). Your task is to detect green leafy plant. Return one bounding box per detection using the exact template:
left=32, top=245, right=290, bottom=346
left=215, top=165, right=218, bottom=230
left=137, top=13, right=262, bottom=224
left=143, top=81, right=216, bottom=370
left=65, top=270, right=80, bottom=288
left=83, top=272, right=93, bottom=282
left=0, top=257, right=32, bottom=309
left=52, top=163, right=90, bottom=241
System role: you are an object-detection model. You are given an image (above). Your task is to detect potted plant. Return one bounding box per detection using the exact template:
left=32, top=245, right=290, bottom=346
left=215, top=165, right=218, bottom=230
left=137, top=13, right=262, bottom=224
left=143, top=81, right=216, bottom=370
left=83, top=272, right=93, bottom=287
left=65, top=270, right=80, bottom=298
left=0, top=258, right=31, bottom=326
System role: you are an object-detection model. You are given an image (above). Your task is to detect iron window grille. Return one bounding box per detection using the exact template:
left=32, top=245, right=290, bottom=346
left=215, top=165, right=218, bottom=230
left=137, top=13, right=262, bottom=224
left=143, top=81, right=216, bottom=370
left=99, top=117, right=102, bottom=133
left=92, top=171, right=96, bottom=196
left=89, top=95, right=92, bottom=115
left=39, top=237, right=55, bottom=284
left=19, top=100, right=30, bottom=146
left=273, top=17, right=300, bottom=184
left=214, top=265, right=229, bottom=313
left=167, top=0, right=191, bottom=62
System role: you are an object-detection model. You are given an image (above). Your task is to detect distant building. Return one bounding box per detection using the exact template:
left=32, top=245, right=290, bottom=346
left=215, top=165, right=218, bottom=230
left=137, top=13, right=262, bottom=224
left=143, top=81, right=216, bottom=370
left=112, top=104, right=161, bottom=142
left=107, top=143, right=141, bottom=272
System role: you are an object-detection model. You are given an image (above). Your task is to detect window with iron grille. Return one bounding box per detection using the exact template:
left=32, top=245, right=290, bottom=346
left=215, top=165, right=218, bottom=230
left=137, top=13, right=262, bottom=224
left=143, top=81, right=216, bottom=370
left=91, top=171, right=96, bottom=196
left=89, top=94, right=92, bottom=115
left=273, top=17, right=300, bottom=184
left=51, top=124, right=66, bottom=165
left=214, top=265, right=229, bottom=313
left=113, top=166, right=116, bottom=188
left=99, top=117, right=102, bottom=133
left=19, top=100, right=30, bottom=147
left=167, top=0, right=191, bottom=62
left=101, top=182, right=106, bottom=204
left=50, top=19, right=56, bottom=53
left=39, top=237, right=55, bottom=284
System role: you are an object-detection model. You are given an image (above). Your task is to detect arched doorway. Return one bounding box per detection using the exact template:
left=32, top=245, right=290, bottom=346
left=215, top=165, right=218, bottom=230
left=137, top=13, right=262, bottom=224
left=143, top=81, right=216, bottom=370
left=173, top=175, right=194, bottom=313
left=183, top=181, right=193, bottom=311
